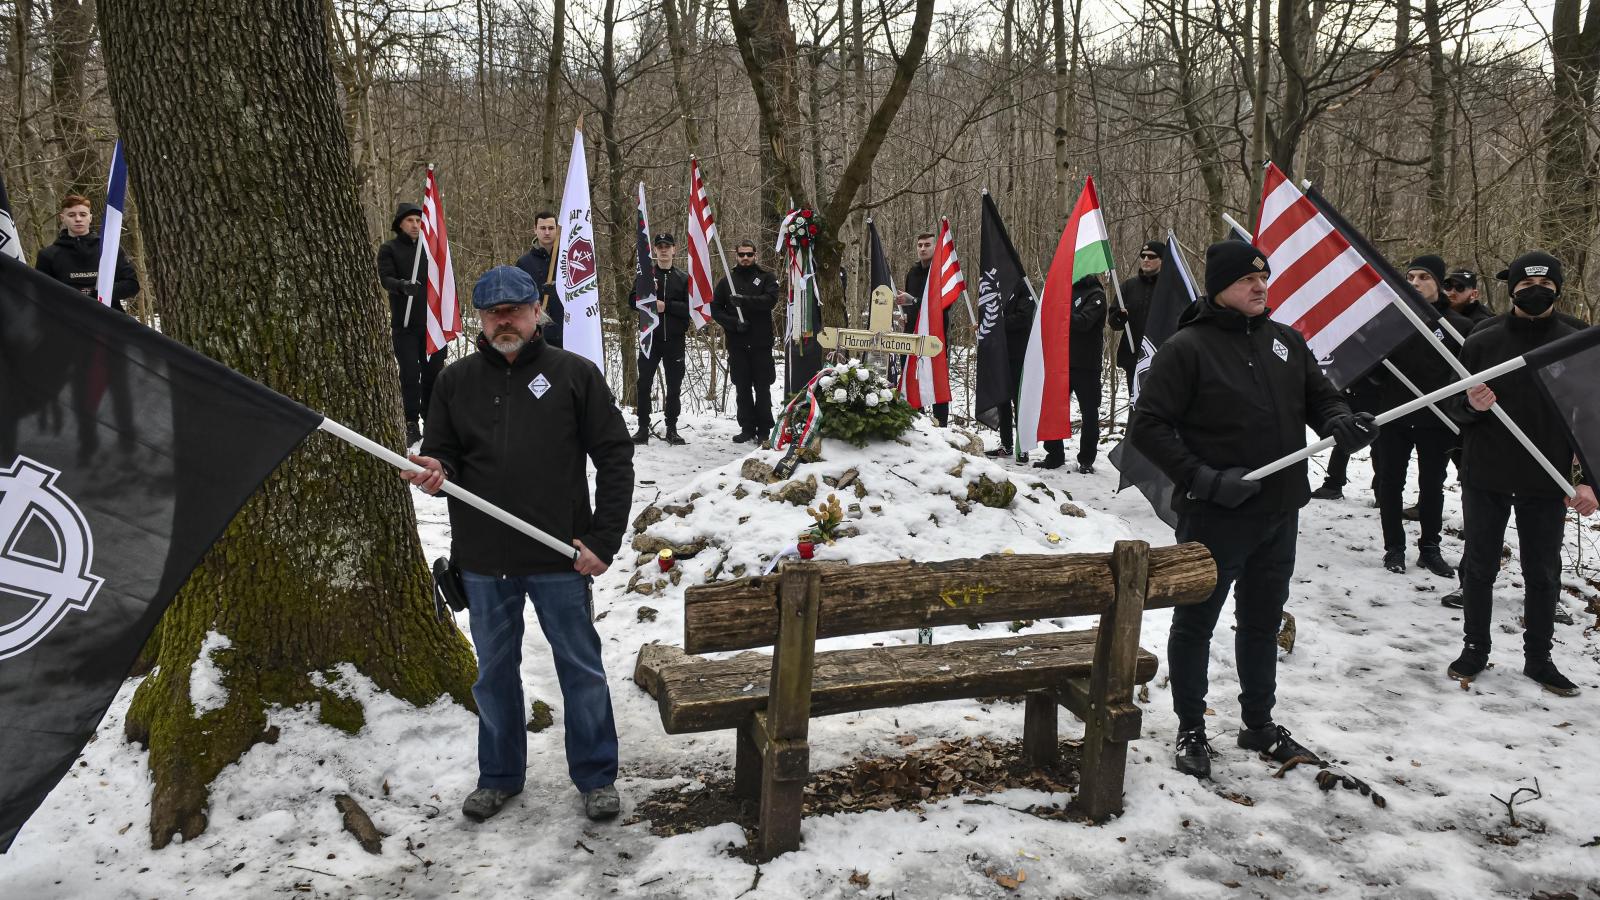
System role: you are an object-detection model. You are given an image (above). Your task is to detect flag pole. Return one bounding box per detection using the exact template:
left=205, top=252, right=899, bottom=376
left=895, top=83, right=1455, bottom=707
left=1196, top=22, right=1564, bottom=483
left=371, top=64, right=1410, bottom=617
left=1381, top=360, right=1459, bottom=434
left=316, top=418, right=581, bottom=560
left=403, top=165, right=430, bottom=330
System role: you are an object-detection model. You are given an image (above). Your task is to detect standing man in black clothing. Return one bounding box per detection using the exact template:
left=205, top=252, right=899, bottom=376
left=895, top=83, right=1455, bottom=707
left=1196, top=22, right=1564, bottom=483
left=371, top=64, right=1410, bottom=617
left=1130, top=240, right=1378, bottom=778
left=986, top=275, right=1037, bottom=462
left=1445, top=251, right=1597, bottom=696
left=1442, top=269, right=1492, bottom=330
left=1037, top=274, right=1107, bottom=472
left=1110, top=240, right=1163, bottom=391
left=632, top=232, right=691, bottom=445
left=35, top=193, right=140, bottom=462
left=712, top=240, right=780, bottom=443
left=378, top=202, right=446, bottom=446
left=897, top=231, right=952, bottom=425
left=1372, top=255, right=1474, bottom=577
left=514, top=210, right=564, bottom=347
left=402, top=265, right=634, bottom=823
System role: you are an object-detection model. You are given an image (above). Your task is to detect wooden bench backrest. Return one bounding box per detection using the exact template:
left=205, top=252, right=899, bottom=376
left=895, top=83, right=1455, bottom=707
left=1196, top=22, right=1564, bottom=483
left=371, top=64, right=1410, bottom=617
left=681, top=542, right=1215, bottom=654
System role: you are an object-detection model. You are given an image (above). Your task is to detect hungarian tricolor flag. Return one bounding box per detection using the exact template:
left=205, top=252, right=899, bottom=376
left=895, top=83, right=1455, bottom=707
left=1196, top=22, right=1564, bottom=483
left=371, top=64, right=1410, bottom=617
left=1016, top=176, right=1112, bottom=452
left=900, top=217, right=965, bottom=410
left=685, top=158, right=716, bottom=330
left=420, top=167, right=460, bottom=356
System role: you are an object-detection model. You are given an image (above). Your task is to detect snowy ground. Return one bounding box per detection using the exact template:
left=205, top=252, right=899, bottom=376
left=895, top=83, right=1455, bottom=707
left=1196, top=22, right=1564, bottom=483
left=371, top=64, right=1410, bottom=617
left=5, top=401, right=1600, bottom=900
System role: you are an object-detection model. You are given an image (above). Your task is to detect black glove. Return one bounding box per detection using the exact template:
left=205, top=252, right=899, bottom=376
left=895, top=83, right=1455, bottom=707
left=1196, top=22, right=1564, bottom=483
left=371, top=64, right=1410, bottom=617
left=404, top=279, right=425, bottom=298
left=735, top=321, right=748, bottom=334
left=1326, top=412, right=1379, bottom=453
left=1188, top=465, right=1262, bottom=509
left=1109, top=307, right=1129, bottom=329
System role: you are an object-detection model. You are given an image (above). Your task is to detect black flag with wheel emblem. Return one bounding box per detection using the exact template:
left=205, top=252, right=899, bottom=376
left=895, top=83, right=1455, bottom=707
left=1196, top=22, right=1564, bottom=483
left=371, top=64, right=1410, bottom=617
left=0, top=255, right=320, bottom=852
left=974, top=192, right=1030, bottom=430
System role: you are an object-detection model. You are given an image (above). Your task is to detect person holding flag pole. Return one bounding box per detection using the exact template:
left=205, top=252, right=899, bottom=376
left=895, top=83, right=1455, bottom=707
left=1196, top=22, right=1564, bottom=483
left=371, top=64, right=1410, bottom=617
left=377, top=188, right=442, bottom=447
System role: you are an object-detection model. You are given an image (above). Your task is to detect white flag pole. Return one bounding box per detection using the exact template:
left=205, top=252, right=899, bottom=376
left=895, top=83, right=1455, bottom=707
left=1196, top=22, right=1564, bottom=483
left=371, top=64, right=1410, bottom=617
left=403, top=167, right=429, bottom=329
left=317, top=418, right=580, bottom=560
left=1381, top=359, right=1459, bottom=434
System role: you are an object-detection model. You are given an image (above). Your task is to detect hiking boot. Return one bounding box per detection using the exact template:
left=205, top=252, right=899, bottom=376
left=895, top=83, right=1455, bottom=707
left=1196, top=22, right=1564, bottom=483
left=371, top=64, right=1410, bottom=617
left=631, top=425, right=650, bottom=445
left=1174, top=727, right=1216, bottom=779
left=1309, top=483, right=1343, bottom=500
left=731, top=431, right=756, bottom=444
left=1032, top=454, right=1066, bottom=470
left=462, top=787, right=520, bottom=822
left=1402, top=504, right=1420, bottom=521
left=985, top=446, right=1013, bottom=458
left=1448, top=642, right=1489, bottom=680
left=665, top=426, right=687, bottom=446
left=1382, top=549, right=1406, bottom=574
left=1237, top=723, right=1321, bottom=764
left=1077, top=462, right=1095, bottom=474
left=583, top=784, right=622, bottom=820
left=1417, top=547, right=1454, bottom=579
left=1554, top=605, right=1576, bottom=626
left=1523, top=657, right=1579, bottom=697
left=1015, top=451, right=1028, bottom=464
left=1440, top=589, right=1464, bottom=609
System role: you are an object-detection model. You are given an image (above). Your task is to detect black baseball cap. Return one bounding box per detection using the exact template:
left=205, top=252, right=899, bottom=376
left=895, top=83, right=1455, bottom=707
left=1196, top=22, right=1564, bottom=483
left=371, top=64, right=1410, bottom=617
left=1443, top=270, right=1477, bottom=290
left=653, top=232, right=676, bottom=247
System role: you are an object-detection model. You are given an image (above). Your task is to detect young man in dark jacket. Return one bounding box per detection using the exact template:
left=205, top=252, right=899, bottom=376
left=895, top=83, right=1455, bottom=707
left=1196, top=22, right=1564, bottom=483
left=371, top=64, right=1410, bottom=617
left=1442, top=269, right=1493, bottom=331
left=1110, top=240, right=1163, bottom=391
left=712, top=240, right=780, bottom=443
left=35, top=193, right=140, bottom=462
left=1444, top=251, right=1597, bottom=696
left=377, top=202, right=446, bottom=445
left=513, top=210, right=563, bottom=347
left=1130, top=240, right=1377, bottom=779
left=403, top=265, right=635, bottom=823
left=632, top=233, right=693, bottom=444
left=898, top=232, right=953, bottom=426
left=1371, top=255, right=1475, bottom=577
left=1037, top=274, right=1108, bottom=471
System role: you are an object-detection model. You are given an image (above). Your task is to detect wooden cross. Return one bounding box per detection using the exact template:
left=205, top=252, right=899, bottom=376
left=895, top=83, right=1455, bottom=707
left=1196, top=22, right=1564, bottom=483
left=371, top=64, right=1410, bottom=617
left=816, top=286, right=944, bottom=358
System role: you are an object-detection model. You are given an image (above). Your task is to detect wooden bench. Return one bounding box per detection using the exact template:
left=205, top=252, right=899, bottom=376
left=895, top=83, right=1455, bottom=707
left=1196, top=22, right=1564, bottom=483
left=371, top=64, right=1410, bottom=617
left=632, top=540, right=1214, bottom=859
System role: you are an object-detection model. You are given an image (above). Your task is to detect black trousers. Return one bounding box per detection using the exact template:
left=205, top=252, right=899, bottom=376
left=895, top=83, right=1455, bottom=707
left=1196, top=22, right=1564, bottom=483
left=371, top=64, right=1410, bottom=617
left=995, top=353, right=1028, bottom=451
left=637, top=337, right=686, bottom=428
left=1375, top=423, right=1455, bottom=551
left=1459, top=486, right=1565, bottom=659
left=1043, top=367, right=1102, bottom=464
left=393, top=327, right=446, bottom=424
left=1170, top=508, right=1299, bottom=731
left=728, top=342, right=776, bottom=436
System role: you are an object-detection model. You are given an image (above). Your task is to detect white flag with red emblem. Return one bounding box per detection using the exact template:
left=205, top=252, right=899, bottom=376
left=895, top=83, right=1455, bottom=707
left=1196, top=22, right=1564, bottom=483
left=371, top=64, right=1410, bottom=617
left=900, top=217, right=965, bottom=409
left=557, top=125, right=604, bottom=372
left=685, top=158, right=716, bottom=330
left=421, top=166, right=460, bottom=355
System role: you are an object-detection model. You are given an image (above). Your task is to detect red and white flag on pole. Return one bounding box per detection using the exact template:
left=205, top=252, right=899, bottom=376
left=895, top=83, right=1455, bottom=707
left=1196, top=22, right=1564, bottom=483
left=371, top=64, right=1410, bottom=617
left=421, top=166, right=460, bottom=355
left=685, top=158, right=716, bottom=329
left=900, top=217, right=965, bottom=410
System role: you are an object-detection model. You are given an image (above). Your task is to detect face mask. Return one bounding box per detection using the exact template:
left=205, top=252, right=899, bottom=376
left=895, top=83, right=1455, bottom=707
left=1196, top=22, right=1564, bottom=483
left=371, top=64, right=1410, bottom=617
left=1512, top=284, right=1556, bottom=316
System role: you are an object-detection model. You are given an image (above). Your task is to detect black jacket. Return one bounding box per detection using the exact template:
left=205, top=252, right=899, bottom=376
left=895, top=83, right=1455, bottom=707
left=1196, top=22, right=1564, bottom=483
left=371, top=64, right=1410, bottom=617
left=514, top=243, right=564, bottom=347
left=377, top=209, right=429, bottom=333
left=633, top=265, right=692, bottom=345
left=712, top=264, right=780, bottom=348
left=1112, top=272, right=1158, bottom=367
left=1452, top=300, right=1494, bottom=332
left=1447, top=313, right=1585, bottom=498
left=423, top=334, right=634, bottom=574
left=902, top=261, right=951, bottom=335
left=35, top=230, right=139, bottom=313
left=1069, top=277, right=1107, bottom=370
left=1129, top=300, right=1350, bottom=517
left=1373, top=300, right=1475, bottom=430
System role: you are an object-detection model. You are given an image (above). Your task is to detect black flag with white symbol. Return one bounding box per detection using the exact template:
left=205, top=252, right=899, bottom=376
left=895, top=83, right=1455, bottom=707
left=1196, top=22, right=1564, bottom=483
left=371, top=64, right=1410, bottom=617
left=0, top=169, right=22, bottom=262
left=974, top=192, right=1030, bottom=430
left=0, top=256, right=320, bottom=852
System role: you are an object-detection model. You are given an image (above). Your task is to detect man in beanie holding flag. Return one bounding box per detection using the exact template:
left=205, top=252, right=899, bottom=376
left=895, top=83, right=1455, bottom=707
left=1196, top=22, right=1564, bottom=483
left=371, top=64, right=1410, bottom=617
left=1130, top=239, right=1379, bottom=779
left=1111, top=239, right=1163, bottom=391
left=1444, top=250, right=1598, bottom=696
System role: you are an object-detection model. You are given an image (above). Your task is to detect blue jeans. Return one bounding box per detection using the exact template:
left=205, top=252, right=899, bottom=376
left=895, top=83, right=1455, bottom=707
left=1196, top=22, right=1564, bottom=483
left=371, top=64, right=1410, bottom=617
left=460, top=570, right=618, bottom=793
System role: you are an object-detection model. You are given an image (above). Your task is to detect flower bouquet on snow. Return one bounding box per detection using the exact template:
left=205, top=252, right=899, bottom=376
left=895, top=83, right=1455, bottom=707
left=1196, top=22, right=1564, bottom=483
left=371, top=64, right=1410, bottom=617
left=772, top=359, right=914, bottom=455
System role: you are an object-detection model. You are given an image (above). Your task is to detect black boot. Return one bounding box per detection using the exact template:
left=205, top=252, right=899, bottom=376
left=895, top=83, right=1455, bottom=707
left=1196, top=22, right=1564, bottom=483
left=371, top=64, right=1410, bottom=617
left=1523, top=656, right=1579, bottom=697
left=665, top=425, right=687, bottom=446
left=985, top=446, right=1013, bottom=458
left=1309, top=482, right=1343, bottom=500
left=1077, top=461, right=1095, bottom=474
left=1174, top=727, right=1216, bottom=779
left=1382, top=549, right=1406, bottom=574
left=1447, top=641, right=1489, bottom=680
left=1236, top=723, right=1320, bottom=764
left=632, top=424, right=650, bottom=445
left=1416, top=547, right=1454, bottom=579
left=732, top=431, right=755, bottom=444
left=1032, top=453, right=1065, bottom=470
left=1440, top=589, right=1464, bottom=609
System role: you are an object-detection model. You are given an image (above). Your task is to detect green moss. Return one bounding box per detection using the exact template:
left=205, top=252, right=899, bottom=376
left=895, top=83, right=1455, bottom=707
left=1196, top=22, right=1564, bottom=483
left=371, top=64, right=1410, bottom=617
left=317, top=687, right=367, bottom=735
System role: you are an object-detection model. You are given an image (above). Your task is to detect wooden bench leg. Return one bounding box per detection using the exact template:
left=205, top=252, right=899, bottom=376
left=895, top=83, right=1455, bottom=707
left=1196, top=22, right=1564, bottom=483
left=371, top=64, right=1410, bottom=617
left=757, top=735, right=809, bottom=859
left=752, top=564, right=821, bottom=860
left=1081, top=540, right=1150, bottom=822
left=1023, top=690, right=1058, bottom=767
left=734, top=719, right=761, bottom=800
left=1079, top=723, right=1129, bottom=820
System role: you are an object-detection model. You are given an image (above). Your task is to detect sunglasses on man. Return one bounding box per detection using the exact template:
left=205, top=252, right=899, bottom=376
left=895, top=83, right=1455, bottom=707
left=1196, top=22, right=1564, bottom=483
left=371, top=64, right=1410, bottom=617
left=1138, top=253, right=1159, bottom=260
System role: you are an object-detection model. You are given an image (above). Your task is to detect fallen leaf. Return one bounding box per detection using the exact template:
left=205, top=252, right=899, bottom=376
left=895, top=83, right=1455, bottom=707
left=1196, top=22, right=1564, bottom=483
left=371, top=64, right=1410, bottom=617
left=896, top=734, right=917, bottom=747
left=848, top=870, right=870, bottom=887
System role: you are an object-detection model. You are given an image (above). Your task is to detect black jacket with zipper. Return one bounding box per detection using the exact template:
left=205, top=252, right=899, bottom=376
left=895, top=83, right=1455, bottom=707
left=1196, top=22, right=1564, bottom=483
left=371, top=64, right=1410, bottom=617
left=514, top=243, right=564, bottom=347
left=1069, top=277, right=1107, bottom=370
left=1372, top=299, right=1475, bottom=430
left=1129, top=300, right=1350, bottom=517
left=35, top=229, right=139, bottom=312
left=422, top=333, right=634, bottom=574
left=711, top=263, right=780, bottom=349
left=1446, top=312, right=1586, bottom=499
left=633, top=265, right=692, bottom=349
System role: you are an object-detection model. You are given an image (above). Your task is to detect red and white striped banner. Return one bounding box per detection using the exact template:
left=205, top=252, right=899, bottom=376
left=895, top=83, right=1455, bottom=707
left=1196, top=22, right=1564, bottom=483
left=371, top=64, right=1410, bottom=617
left=900, top=217, right=965, bottom=409
left=421, top=167, right=460, bottom=355
left=685, top=158, right=716, bottom=329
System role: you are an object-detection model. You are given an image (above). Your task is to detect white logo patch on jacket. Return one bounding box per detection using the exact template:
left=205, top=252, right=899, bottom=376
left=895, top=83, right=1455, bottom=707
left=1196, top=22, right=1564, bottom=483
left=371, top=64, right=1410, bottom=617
left=529, top=373, right=551, bottom=399
left=1272, top=338, right=1288, bottom=362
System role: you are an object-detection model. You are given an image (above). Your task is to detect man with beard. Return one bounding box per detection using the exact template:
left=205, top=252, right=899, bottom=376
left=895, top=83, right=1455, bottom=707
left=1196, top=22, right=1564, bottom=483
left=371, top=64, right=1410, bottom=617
left=712, top=240, right=780, bottom=443
left=378, top=202, right=446, bottom=446
left=403, top=265, right=634, bottom=822
left=514, top=210, right=564, bottom=347
left=1111, top=240, right=1163, bottom=391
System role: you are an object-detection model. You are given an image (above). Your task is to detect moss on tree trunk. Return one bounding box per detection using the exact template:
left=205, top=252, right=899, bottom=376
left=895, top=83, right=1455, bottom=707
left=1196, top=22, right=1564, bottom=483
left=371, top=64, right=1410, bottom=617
left=98, top=0, right=478, bottom=849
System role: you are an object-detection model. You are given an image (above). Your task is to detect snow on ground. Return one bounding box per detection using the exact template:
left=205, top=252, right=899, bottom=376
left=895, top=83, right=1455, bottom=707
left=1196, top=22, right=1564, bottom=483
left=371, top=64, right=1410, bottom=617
left=5, top=404, right=1600, bottom=900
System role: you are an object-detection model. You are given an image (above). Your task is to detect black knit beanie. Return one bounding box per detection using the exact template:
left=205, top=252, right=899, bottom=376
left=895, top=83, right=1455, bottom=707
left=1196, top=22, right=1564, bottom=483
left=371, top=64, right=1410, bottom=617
left=1406, top=254, right=1448, bottom=287
left=1204, top=240, right=1270, bottom=300
left=1497, top=250, right=1564, bottom=294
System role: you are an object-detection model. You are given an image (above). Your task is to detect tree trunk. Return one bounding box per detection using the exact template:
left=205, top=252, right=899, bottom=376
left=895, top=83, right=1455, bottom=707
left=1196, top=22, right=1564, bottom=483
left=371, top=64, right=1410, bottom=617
left=1423, top=0, right=1449, bottom=246
left=1542, top=0, right=1600, bottom=305
left=1246, top=0, right=1271, bottom=229
left=1165, top=0, right=1227, bottom=232
left=663, top=0, right=701, bottom=153
left=539, top=0, right=565, bottom=209
left=46, top=0, right=97, bottom=198
left=1051, top=0, right=1069, bottom=218
left=600, top=0, right=638, bottom=403
left=97, top=0, right=478, bottom=849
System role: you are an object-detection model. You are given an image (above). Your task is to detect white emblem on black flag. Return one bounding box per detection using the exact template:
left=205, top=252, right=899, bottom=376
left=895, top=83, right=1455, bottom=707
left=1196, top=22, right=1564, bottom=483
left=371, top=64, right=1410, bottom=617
left=0, top=456, right=103, bottom=661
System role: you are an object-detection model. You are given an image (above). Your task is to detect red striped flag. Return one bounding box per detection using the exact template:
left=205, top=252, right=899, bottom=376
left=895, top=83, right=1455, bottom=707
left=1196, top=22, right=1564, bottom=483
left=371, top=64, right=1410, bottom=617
left=900, top=217, right=965, bottom=409
left=685, top=158, right=715, bottom=329
left=421, top=167, right=460, bottom=355
left=1255, top=162, right=1432, bottom=389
